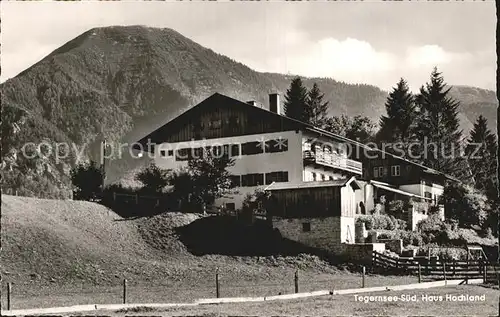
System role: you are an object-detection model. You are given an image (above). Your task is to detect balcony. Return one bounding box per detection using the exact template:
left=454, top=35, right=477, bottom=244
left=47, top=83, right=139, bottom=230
left=303, top=150, right=362, bottom=175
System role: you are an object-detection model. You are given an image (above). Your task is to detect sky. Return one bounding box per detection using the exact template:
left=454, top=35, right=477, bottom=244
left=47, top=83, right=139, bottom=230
left=1, top=1, right=496, bottom=92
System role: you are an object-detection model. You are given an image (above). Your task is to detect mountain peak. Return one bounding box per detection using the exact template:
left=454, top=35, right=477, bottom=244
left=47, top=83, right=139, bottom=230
left=1, top=26, right=496, bottom=196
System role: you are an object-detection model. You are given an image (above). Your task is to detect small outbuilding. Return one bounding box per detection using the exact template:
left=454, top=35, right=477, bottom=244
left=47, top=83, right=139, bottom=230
left=264, top=176, right=361, bottom=250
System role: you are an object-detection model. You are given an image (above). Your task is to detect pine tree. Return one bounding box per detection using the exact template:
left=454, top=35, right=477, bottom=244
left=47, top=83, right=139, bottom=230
left=283, top=77, right=309, bottom=122
left=306, top=83, right=329, bottom=128
left=414, top=67, right=466, bottom=178
left=378, top=78, right=417, bottom=155
left=466, top=115, right=498, bottom=200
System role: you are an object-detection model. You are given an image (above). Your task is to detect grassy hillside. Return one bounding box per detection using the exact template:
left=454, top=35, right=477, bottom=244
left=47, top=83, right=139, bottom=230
left=1, top=25, right=496, bottom=196
left=1, top=195, right=344, bottom=287
left=2, top=195, right=426, bottom=309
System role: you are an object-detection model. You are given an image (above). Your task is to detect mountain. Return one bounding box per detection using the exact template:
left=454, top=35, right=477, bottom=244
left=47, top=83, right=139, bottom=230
left=1, top=25, right=497, bottom=197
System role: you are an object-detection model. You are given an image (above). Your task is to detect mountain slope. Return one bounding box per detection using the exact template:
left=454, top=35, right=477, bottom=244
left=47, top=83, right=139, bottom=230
left=1, top=25, right=496, bottom=195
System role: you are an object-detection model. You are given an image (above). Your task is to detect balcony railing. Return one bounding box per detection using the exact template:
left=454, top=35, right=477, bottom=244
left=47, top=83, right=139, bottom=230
left=303, top=150, right=362, bottom=175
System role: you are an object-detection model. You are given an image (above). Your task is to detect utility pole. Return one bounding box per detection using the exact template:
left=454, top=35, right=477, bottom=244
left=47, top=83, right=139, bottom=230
left=101, top=139, right=107, bottom=195
left=496, top=0, right=500, bottom=285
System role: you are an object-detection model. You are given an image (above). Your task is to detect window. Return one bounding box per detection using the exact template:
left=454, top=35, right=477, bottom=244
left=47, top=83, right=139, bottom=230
left=424, top=192, right=432, bottom=199
left=312, top=172, right=317, bottom=181
left=241, top=173, right=264, bottom=187
left=302, top=222, right=311, bottom=232
left=193, top=147, right=203, bottom=158
left=226, top=203, right=235, bottom=211
left=241, top=141, right=263, bottom=155
left=265, top=138, right=288, bottom=153
left=435, top=195, right=441, bottom=204
left=373, top=167, right=379, bottom=178
left=168, top=150, right=174, bottom=156
left=379, top=167, right=386, bottom=177
left=391, top=165, right=401, bottom=176
left=208, top=118, right=222, bottom=129
left=212, top=145, right=223, bottom=156
left=175, top=148, right=191, bottom=161
left=321, top=174, right=326, bottom=181
left=265, top=171, right=289, bottom=184
left=160, top=150, right=167, bottom=157
left=231, top=144, right=240, bottom=157
left=329, top=176, right=334, bottom=181
left=229, top=175, right=241, bottom=187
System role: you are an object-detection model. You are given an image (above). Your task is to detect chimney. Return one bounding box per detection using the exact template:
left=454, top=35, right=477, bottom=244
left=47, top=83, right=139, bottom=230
left=246, top=100, right=257, bottom=107
left=269, top=93, right=281, bottom=115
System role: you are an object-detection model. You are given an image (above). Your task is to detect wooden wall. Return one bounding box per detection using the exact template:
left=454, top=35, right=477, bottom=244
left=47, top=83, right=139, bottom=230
left=147, top=95, right=301, bottom=144
left=266, top=187, right=342, bottom=218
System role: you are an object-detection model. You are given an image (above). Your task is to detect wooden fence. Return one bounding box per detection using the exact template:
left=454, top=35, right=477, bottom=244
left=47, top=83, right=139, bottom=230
left=372, top=251, right=499, bottom=283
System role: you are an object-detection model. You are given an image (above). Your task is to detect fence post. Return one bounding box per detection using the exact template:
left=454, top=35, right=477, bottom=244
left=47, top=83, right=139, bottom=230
left=453, top=260, right=456, bottom=276
left=294, top=269, right=299, bottom=293
left=7, top=282, right=12, bottom=310
left=483, top=263, right=487, bottom=283
left=216, top=268, right=220, bottom=298
left=123, top=279, right=127, bottom=304
left=466, top=262, right=469, bottom=285
left=362, top=266, right=366, bottom=288
left=443, top=262, right=447, bottom=285
left=418, top=264, right=422, bottom=283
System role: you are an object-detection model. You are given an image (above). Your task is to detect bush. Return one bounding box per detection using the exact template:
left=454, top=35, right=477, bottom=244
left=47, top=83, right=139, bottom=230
left=387, top=200, right=406, bottom=218
left=396, top=219, right=407, bottom=230
left=135, top=163, right=170, bottom=194
left=377, top=233, right=392, bottom=240
left=393, top=230, right=424, bottom=247
left=356, top=214, right=403, bottom=231
left=416, top=213, right=445, bottom=233
left=419, top=244, right=468, bottom=261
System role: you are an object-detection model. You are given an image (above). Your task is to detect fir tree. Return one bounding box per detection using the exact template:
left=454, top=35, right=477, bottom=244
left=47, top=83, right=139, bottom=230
left=306, top=83, right=330, bottom=128
left=283, top=77, right=309, bottom=122
left=414, top=67, right=466, bottom=178
left=466, top=115, right=498, bottom=200
left=378, top=78, right=417, bottom=155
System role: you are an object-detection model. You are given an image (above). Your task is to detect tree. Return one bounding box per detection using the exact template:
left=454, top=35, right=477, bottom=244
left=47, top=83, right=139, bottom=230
left=324, top=115, right=377, bottom=144
left=465, top=115, right=498, bottom=200
left=442, top=182, right=491, bottom=229
left=306, top=83, right=329, bottom=128
left=135, top=163, right=170, bottom=194
left=378, top=78, right=417, bottom=154
left=283, top=77, right=309, bottom=122
left=413, top=68, right=466, bottom=177
left=169, top=149, right=235, bottom=212
left=70, top=160, right=104, bottom=200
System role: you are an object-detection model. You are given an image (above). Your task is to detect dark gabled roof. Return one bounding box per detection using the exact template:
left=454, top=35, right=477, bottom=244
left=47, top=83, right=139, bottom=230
left=135, top=92, right=458, bottom=182
left=136, top=92, right=348, bottom=146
